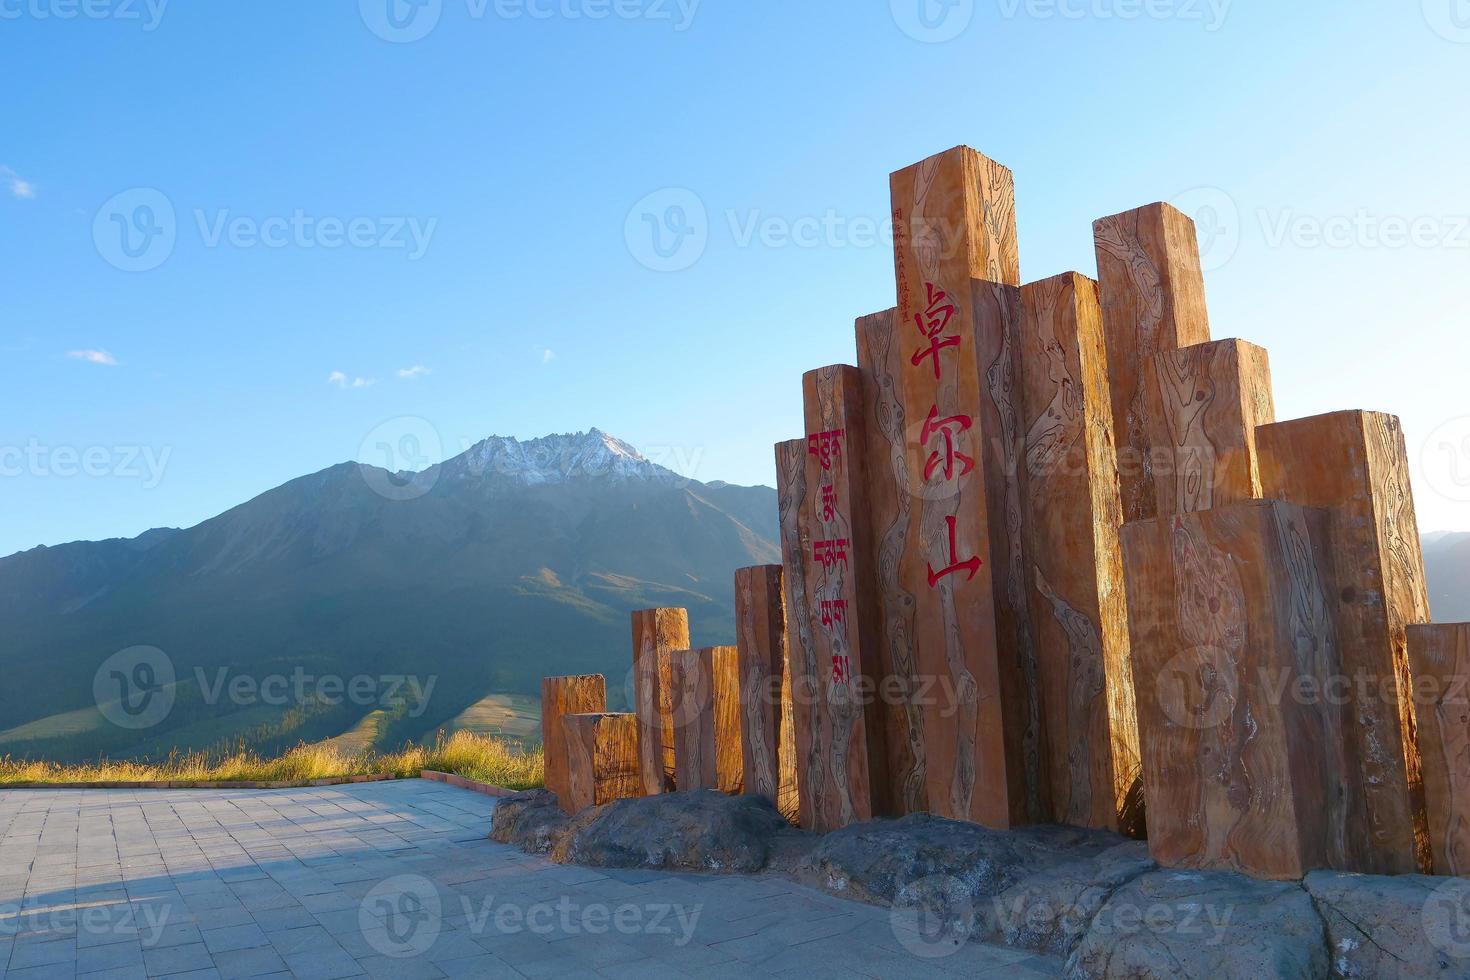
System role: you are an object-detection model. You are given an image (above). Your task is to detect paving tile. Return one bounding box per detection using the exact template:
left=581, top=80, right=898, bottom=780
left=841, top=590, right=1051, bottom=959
left=74, top=939, right=144, bottom=975
left=143, top=940, right=215, bottom=976
left=210, top=944, right=290, bottom=979
left=200, top=923, right=270, bottom=954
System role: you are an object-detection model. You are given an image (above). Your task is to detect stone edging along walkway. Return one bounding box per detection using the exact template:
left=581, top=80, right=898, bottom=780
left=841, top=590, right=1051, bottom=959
left=0, top=771, right=521, bottom=792
left=489, top=788, right=1470, bottom=980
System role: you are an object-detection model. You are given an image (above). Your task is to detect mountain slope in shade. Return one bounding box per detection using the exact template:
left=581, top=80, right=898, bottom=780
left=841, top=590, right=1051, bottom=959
left=0, top=431, right=778, bottom=762
left=1422, top=531, right=1470, bottom=623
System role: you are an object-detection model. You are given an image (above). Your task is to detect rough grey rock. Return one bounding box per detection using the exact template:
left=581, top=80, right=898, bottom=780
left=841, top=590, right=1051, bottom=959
left=488, top=790, right=569, bottom=854
left=980, top=840, right=1156, bottom=957
left=792, top=813, right=1150, bottom=957
left=793, top=814, right=1135, bottom=905
left=1065, top=869, right=1328, bottom=979
left=1305, top=870, right=1470, bottom=978
left=551, top=790, right=789, bottom=873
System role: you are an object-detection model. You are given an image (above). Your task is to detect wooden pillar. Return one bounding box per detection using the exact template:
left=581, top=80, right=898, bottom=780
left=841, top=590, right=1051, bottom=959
left=671, top=647, right=742, bottom=793
left=1258, top=410, right=1433, bottom=874
left=797, top=365, right=889, bottom=829
left=1144, top=339, right=1275, bottom=516
left=776, top=437, right=825, bottom=830
left=889, top=144, right=1045, bottom=827
left=735, top=565, right=799, bottom=821
left=561, top=713, right=640, bottom=815
left=540, top=674, right=606, bottom=809
left=631, top=608, right=690, bottom=795
left=1094, top=203, right=1212, bottom=523
left=855, top=307, right=929, bottom=816
left=1406, top=624, right=1470, bottom=876
left=1018, top=271, right=1142, bottom=834
left=1122, top=500, right=1343, bottom=880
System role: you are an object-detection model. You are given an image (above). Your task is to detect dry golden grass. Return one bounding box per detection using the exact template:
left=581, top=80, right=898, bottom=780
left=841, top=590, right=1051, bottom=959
left=0, top=731, right=544, bottom=790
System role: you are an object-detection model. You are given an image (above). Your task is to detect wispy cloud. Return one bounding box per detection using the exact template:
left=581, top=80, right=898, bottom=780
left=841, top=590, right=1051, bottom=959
left=328, top=370, right=376, bottom=389
left=68, top=349, right=118, bottom=366
left=541, top=349, right=556, bottom=364
left=397, top=365, right=431, bottom=379
left=2, top=165, right=34, bottom=199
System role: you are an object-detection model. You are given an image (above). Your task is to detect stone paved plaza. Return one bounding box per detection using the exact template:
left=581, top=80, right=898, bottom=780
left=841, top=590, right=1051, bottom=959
left=0, top=780, right=1059, bottom=978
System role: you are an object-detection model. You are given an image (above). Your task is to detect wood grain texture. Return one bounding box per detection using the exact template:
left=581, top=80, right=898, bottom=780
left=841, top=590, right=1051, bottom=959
left=735, top=565, right=799, bottom=821
left=799, top=365, right=890, bottom=829
left=889, top=146, right=1045, bottom=828
left=1094, top=203, right=1212, bottom=523
left=540, top=675, right=607, bottom=813
left=855, top=307, right=928, bottom=816
left=1406, top=624, right=1470, bottom=876
left=1144, top=339, right=1275, bottom=516
left=1019, top=271, right=1142, bottom=834
left=562, top=712, right=641, bottom=815
left=1258, top=410, right=1433, bottom=874
left=1122, top=500, right=1343, bottom=880
left=776, top=437, right=825, bottom=830
left=671, top=647, right=743, bottom=793
left=631, top=608, right=690, bottom=796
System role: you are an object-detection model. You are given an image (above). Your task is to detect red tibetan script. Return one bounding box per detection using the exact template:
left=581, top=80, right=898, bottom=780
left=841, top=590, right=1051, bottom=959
left=831, top=654, right=851, bottom=684
left=813, top=538, right=850, bottom=571
left=927, top=515, right=982, bottom=587
left=807, top=429, right=845, bottom=471
left=820, top=484, right=837, bottom=523
left=922, top=407, right=975, bottom=481
left=910, top=282, right=959, bottom=380
left=819, top=599, right=847, bottom=628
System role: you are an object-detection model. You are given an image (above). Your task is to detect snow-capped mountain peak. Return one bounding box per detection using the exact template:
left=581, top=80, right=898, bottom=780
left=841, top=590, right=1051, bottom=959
left=450, top=429, right=678, bottom=484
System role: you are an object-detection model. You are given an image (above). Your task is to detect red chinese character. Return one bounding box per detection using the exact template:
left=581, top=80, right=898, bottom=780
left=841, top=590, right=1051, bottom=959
left=819, top=599, right=847, bottom=628
left=927, top=515, right=982, bottom=587
left=820, top=484, right=837, bottom=523
left=921, top=406, right=975, bottom=482
left=807, top=430, right=845, bottom=471
left=910, top=282, right=960, bottom=380
left=831, top=655, right=851, bottom=684
left=813, top=539, right=850, bottom=571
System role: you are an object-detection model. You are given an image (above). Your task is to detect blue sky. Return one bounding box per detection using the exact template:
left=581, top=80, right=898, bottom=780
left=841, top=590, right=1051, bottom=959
left=3, top=0, right=1469, bottom=558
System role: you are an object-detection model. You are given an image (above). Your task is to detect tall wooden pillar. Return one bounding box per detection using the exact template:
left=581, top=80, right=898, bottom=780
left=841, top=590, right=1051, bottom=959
left=1094, top=203, right=1212, bottom=523
left=1018, top=271, right=1142, bottom=834
left=1406, top=624, right=1470, bottom=876
left=889, top=144, right=1045, bottom=827
left=1122, top=500, right=1343, bottom=880
left=562, top=713, right=640, bottom=815
left=540, top=674, right=606, bottom=810
left=672, top=647, right=743, bottom=794
left=776, top=437, right=825, bottom=830
left=1144, top=339, right=1274, bottom=515
left=855, top=307, right=929, bottom=816
left=735, top=565, right=799, bottom=821
left=796, top=365, right=889, bottom=829
left=1258, top=411, right=1433, bottom=874
left=631, top=608, right=690, bottom=796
